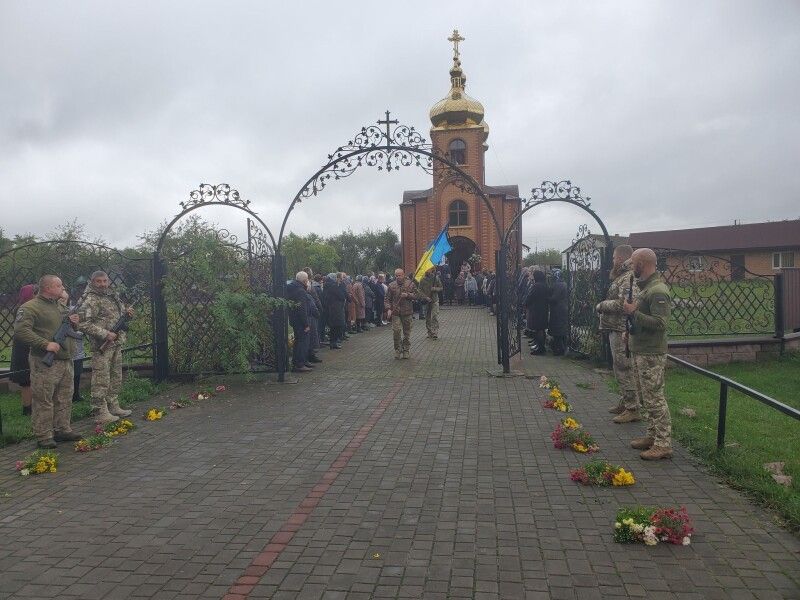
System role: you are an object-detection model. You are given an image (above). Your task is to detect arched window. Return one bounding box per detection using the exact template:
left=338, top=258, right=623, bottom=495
left=449, top=200, right=468, bottom=227
left=448, top=139, right=466, bottom=165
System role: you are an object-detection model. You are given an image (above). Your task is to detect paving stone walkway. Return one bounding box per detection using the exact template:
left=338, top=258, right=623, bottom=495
left=0, top=307, right=798, bottom=599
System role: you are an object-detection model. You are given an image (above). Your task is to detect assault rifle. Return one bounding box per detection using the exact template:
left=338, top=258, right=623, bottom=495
left=625, top=274, right=634, bottom=358
left=42, top=299, right=84, bottom=368
left=98, top=287, right=145, bottom=353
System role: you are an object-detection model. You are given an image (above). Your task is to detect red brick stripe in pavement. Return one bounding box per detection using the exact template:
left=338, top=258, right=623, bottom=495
left=223, top=380, right=404, bottom=600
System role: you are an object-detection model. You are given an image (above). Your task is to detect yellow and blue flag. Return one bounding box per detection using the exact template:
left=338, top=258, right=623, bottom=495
left=413, top=225, right=452, bottom=282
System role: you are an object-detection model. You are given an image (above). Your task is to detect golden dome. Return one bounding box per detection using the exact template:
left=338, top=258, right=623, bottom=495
left=430, top=59, right=485, bottom=129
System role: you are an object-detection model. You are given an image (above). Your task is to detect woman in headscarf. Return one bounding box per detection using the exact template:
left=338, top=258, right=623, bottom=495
left=10, top=284, right=36, bottom=415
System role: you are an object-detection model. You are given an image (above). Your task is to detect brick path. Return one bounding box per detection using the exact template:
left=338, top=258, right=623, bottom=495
left=0, top=307, right=798, bottom=599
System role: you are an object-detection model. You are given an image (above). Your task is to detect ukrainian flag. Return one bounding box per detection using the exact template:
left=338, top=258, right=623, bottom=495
left=413, top=225, right=452, bottom=282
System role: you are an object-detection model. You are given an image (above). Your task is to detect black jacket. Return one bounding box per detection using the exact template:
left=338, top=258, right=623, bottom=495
left=286, top=280, right=310, bottom=329
left=525, top=272, right=550, bottom=330
left=322, top=277, right=347, bottom=328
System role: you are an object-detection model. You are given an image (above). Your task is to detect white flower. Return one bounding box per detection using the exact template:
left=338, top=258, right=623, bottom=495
left=20, top=469, right=30, bottom=476
left=632, top=524, right=644, bottom=534
left=644, top=536, right=658, bottom=546
left=614, top=522, right=621, bottom=529
left=682, top=537, right=691, bottom=546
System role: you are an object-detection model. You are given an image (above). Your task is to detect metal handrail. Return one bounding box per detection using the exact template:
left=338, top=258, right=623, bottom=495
left=667, top=354, right=800, bottom=449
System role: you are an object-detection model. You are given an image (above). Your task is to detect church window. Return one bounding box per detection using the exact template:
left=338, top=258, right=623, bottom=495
left=449, top=200, right=468, bottom=226
left=448, top=139, right=467, bottom=165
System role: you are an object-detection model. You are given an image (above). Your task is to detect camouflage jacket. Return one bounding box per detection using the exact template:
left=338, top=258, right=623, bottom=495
left=596, top=261, right=639, bottom=332
left=386, top=278, right=417, bottom=316
left=630, top=272, right=671, bottom=354
left=14, top=295, right=75, bottom=360
left=417, top=273, right=443, bottom=303
left=76, top=285, right=127, bottom=349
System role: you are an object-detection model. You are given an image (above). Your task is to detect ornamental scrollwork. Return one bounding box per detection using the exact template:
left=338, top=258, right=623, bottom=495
left=524, top=180, right=591, bottom=209
left=181, top=183, right=251, bottom=211
left=296, top=112, right=435, bottom=202
left=248, top=219, right=274, bottom=258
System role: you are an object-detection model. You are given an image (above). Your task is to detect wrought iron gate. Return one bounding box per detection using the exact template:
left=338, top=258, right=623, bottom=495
left=564, top=225, right=608, bottom=359
left=496, top=228, right=522, bottom=365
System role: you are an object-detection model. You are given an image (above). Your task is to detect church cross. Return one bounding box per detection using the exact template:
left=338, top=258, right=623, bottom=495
left=378, top=110, right=399, bottom=146
left=448, top=29, right=465, bottom=60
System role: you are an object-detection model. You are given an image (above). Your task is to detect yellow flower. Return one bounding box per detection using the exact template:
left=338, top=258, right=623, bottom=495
left=572, top=442, right=588, bottom=453
left=562, top=417, right=580, bottom=430
left=612, top=468, right=635, bottom=486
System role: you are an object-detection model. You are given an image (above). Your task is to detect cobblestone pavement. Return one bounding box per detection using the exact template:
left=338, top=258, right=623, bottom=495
left=1, top=307, right=798, bottom=599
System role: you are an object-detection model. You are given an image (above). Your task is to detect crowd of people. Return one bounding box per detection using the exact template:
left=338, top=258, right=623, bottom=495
left=517, top=266, right=569, bottom=356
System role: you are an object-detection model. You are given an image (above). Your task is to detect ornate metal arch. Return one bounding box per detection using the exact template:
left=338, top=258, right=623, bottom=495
left=276, top=112, right=504, bottom=250
left=503, top=181, right=611, bottom=249
left=156, top=183, right=277, bottom=255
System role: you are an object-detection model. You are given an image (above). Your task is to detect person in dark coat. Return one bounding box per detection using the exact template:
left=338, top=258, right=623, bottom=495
left=548, top=270, right=569, bottom=356
left=361, top=276, right=375, bottom=329
left=373, top=273, right=387, bottom=326
left=526, top=270, right=550, bottom=355
left=323, top=273, right=347, bottom=349
left=286, top=272, right=312, bottom=372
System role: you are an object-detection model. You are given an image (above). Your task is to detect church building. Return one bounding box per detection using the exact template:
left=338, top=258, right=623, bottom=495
left=400, top=31, right=521, bottom=274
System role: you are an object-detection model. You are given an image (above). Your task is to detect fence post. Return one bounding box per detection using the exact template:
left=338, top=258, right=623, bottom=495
left=272, top=253, right=288, bottom=382
left=774, top=272, right=785, bottom=355
left=151, top=253, right=169, bottom=382
left=716, top=382, right=728, bottom=450
left=497, top=247, right=511, bottom=374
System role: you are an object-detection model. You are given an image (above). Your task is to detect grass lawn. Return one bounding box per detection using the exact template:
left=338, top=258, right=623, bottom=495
left=665, top=351, right=800, bottom=532
left=1, top=372, right=161, bottom=446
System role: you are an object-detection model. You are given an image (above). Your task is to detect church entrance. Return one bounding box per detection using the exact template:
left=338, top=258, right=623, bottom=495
left=446, top=235, right=477, bottom=274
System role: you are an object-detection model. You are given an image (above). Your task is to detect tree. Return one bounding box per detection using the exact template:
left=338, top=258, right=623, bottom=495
left=523, top=248, right=562, bottom=268
left=326, top=227, right=400, bottom=274
left=282, top=233, right=340, bottom=276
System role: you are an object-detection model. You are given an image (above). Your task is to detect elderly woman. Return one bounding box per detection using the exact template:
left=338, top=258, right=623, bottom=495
left=526, top=270, right=550, bottom=355
left=323, top=273, right=346, bottom=349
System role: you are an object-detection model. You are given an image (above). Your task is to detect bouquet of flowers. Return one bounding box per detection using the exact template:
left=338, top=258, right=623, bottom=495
left=551, top=422, right=599, bottom=453
left=614, top=506, right=693, bottom=546
left=570, top=459, right=635, bottom=486
left=15, top=450, right=58, bottom=476
left=75, top=432, right=111, bottom=452
left=145, top=408, right=166, bottom=421
left=543, top=387, right=571, bottom=412
left=104, top=419, right=135, bottom=437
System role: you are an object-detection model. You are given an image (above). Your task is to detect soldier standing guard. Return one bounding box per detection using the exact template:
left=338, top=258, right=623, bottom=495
left=418, top=266, right=443, bottom=339
left=77, top=271, right=134, bottom=424
left=596, top=245, right=641, bottom=423
left=13, top=275, right=82, bottom=448
left=386, top=268, right=417, bottom=359
left=623, top=248, right=673, bottom=460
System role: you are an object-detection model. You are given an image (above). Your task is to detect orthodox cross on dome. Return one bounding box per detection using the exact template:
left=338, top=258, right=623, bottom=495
left=448, top=29, right=465, bottom=61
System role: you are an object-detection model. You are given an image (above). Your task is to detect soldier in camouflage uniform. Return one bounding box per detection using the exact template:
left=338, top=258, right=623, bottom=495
left=623, top=248, right=673, bottom=460
left=596, top=245, right=641, bottom=423
left=77, top=271, right=134, bottom=423
left=13, top=275, right=82, bottom=448
left=417, top=267, right=443, bottom=339
left=386, top=268, right=417, bottom=359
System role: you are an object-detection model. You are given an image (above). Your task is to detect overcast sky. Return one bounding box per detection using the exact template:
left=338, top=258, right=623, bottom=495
left=2, top=0, right=799, bottom=254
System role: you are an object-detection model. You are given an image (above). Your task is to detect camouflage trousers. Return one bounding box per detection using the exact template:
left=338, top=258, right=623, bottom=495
left=425, top=301, right=440, bottom=337
left=90, top=344, right=123, bottom=410
left=29, top=354, right=74, bottom=442
left=608, top=331, right=638, bottom=411
left=392, top=314, right=413, bottom=352
left=632, top=353, right=672, bottom=447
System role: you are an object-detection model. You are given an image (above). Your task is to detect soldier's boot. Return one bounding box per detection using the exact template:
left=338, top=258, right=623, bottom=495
left=640, top=445, right=673, bottom=460
left=93, top=402, right=119, bottom=425
left=630, top=437, right=654, bottom=450
left=613, top=410, right=641, bottom=424
left=395, top=350, right=402, bottom=360
left=108, top=398, right=132, bottom=418
left=608, top=401, right=625, bottom=415
left=402, top=351, right=410, bottom=359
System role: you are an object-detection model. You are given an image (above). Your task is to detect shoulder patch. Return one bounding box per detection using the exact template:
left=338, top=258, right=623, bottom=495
left=15, top=308, right=24, bottom=322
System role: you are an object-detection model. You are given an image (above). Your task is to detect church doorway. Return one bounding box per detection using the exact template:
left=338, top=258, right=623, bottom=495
left=446, top=235, right=477, bottom=273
